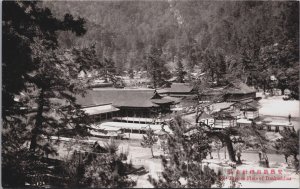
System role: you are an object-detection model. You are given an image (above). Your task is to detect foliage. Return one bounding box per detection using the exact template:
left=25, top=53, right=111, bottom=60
left=175, top=57, right=186, bottom=83
left=27, top=44, right=99, bottom=151
left=3, top=1, right=299, bottom=187
left=258, top=41, right=299, bottom=96
left=2, top=0, right=93, bottom=150
left=149, top=116, right=221, bottom=188
left=274, top=130, right=299, bottom=171
left=211, top=137, right=223, bottom=160
left=128, top=68, right=134, bottom=79
left=141, top=127, right=157, bottom=158
left=201, top=48, right=227, bottom=84
left=100, top=57, right=124, bottom=88
left=2, top=146, right=47, bottom=187
left=193, top=80, right=238, bottom=162
left=2, top=1, right=86, bottom=119
left=235, top=123, right=270, bottom=167
left=62, top=149, right=136, bottom=188
left=45, top=1, right=298, bottom=95
left=104, top=138, right=120, bottom=155
left=144, top=46, right=171, bottom=88
left=2, top=2, right=99, bottom=187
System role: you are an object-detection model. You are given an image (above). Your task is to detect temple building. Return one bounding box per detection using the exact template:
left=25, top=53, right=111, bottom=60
left=76, top=88, right=174, bottom=122
left=157, top=83, right=196, bottom=98
left=224, top=82, right=257, bottom=102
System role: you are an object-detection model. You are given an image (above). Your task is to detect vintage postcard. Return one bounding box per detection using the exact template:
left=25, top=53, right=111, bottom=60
left=2, top=1, right=299, bottom=188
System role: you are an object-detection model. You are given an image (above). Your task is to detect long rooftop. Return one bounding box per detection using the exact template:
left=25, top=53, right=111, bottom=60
left=76, top=88, right=173, bottom=108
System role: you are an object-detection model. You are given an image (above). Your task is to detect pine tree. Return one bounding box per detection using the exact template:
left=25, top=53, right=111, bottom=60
left=2, top=2, right=100, bottom=187
left=128, top=68, right=134, bottom=79
left=62, top=139, right=136, bottom=188
left=175, top=57, right=186, bottom=83
left=2, top=1, right=86, bottom=119
left=102, top=57, right=117, bottom=82
left=235, top=122, right=271, bottom=167
left=193, top=80, right=238, bottom=162
left=149, top=116, right=221, bottom=188
left=141, top=127, right=157, bottom=158
left=28, top=44, right=100, bottom=152
left=274, top=130, right=299, bottom=171
left=145, top=46, right=171, bottom=88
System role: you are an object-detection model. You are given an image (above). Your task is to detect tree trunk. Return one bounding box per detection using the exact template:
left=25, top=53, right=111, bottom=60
left=30, top=88, right=45, bottom=151
left=196, top=109, right=203, bottom=124
left=294, top=154, right=299, bottom=162
left=208, top=132, right=236, bottom=162
left=265, top=156, right=269, bottom=168
left=284, top=154, right=288, bottom=163
left=224, top=136, right=236, bottom=162
left=293, top=154, right=299, bottom=171
left=153, top=73, right=157, bottom=89
left=150, top=146, right=154, bottom=158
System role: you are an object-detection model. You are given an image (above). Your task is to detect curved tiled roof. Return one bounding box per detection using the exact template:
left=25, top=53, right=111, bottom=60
left=227, top=82, right=256, bottom=94
left=211, top=102, right=235, bottom=112
left=199, top=111, right=213, bottom=119
left=76, top=88, right=169, bottom=108
left=159, top=83, right=194, bottom=94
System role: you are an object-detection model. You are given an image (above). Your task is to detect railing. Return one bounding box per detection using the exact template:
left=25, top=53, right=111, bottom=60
left=113, top=117, right=169, bottom=124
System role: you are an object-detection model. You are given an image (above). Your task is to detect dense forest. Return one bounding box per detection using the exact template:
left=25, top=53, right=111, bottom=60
left=43, top=1, right=299, bottom=96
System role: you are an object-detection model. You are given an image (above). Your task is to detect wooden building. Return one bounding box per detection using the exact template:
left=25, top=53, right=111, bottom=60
left=199, top=87, right=225, bottom=102
left=157, top=81, right=256, bottom=104
left=224, top=82, right=256, bottom=102
left=199, top=81, right=256, bottom=102
left=157, top=83, right=196, bottom=97
left=212, top=111, right=237, bottom=129
left=81, top=103, right=119, bottom=122
left=197, top=111, right=214, bottom=127
left=76, top=88, right=174, bottom=119
left=234, top=100, right=259, bottom=120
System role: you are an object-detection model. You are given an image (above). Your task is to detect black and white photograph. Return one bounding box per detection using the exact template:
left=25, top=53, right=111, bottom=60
left=2, top=1, right=299, bottom=188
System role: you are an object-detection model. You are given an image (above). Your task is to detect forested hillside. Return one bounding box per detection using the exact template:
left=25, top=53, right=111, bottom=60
left=44, top=1, right=299, bottom=96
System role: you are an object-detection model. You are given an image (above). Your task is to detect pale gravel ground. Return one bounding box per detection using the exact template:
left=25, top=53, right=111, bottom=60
left=258, top=94, right=299, bottom=118
left=128, top=145, right=300, bottom=188
left=257, top=94, right=299, bottom=131
left=50, top=137, right=299, bottom=188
